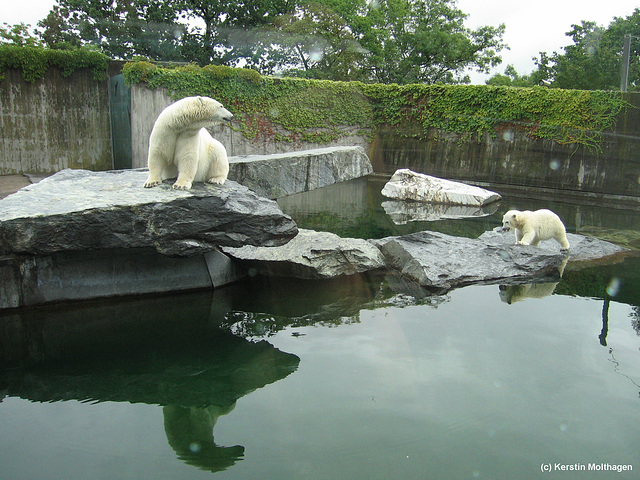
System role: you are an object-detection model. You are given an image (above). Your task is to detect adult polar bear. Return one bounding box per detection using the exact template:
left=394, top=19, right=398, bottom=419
left=144, top=96, right=234, bottom=190
left=501, top=209, right=570, bottom=250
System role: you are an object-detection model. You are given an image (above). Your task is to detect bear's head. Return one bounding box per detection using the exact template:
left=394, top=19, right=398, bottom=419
left=168, top=96, right=234, bottom=131
left=501, top=210, right=521, bottom=232
left=197, top=96, right=234, bottom=123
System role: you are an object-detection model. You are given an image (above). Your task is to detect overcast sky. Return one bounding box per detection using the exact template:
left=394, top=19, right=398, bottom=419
left=4, top=0, right=638, bottom=84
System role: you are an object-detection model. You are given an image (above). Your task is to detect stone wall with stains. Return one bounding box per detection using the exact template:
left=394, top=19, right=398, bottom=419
left=0, top=68, right=113, bottom=174
left=2, top=66, right=639, bottom=201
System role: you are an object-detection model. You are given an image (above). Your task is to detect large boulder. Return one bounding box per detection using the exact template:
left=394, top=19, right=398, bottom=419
left=479, top=229, right=628, bottom=263
left=382, top=168, right=502, bottom=206
left=0, top=169, right=298, bottom=257
left=373, top=230, right=629, bottom=292
left=374, top=231, right=566, bottom=291
left=229, top=146, right=373, bottom=199
left=222, top=229, right=385, bottom=279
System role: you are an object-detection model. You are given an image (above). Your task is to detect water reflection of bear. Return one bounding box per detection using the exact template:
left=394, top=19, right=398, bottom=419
left=163, top=404, right=244, bottom=473
left=0, top=289, right=302, bottom=474
left=499, top=281, right=560, bottom=304
left=499, top=257, right=568, bottom=304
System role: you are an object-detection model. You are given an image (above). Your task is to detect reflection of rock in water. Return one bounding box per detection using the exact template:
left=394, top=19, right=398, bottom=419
left=163, top=405, right=244, bottom=473
left=499, top=282, right=560, bottom=304
left=0, top=288, right=300, bottom=406
left=220, top=272, right=451, bottom=338
left=0, top=331, right=299, bottom=407
left=382, top=200, right=499, bottom=225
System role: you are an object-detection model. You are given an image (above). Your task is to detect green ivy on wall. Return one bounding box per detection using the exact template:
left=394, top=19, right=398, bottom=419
left=122, top=59, right=629, bottom=150
left=0, top=45, right=110, bottom=82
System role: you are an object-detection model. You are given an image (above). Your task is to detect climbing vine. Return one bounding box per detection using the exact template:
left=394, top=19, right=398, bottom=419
left=122, top=59, right=629, bottom=149
left=0, top=45, right=109, bottom=82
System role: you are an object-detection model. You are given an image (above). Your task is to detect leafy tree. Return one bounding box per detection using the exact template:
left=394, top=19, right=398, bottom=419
left=178, top=0, right=298, bottom=66
left=39, top=0, right=298, bottom=65
left=265, top=0, right=506, bottom=84
left=270, top=2, right=369, bottom=80
left=532, top=8, right=640, bottom=90
left=357, top=0, right=506, bottom=84
left=38, top=0, right=185, bottom=60
left=35, top=0, right=505, bottom=83
left=485, top=64, right=537, bottom=87
left=0, top=22, right=42, bottom=46
left=36, top=6, right=82, bottom=49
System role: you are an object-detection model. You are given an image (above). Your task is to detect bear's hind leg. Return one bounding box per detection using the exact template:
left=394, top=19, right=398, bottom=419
left=172, top=135, right=199, bottom=190
left=205, top=141, right=229, bottom=185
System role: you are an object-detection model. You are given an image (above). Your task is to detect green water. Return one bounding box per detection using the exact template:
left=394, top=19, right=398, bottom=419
left=1, top=178, right=639, bottom=479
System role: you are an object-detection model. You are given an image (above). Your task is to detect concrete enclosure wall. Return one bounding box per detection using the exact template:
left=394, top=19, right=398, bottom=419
left=2, top=67, right=640, bottom=200
left=370, top=92, right=640, bottom=200
left=129, top=85, right=370, bottom=168
left=0, top=68, right=113, bottom=174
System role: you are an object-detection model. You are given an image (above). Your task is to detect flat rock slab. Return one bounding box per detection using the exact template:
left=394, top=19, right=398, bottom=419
left=229, top=146, right=373, bottom=199
left=382, top=168, right=502, bottom=206
left=0, top=169, right=298, bottom=257
left=222, top=229, right=385, bottom=279
left=373, top=229, right=628, bottom=292
left=480, top=229, right=628, bottom=262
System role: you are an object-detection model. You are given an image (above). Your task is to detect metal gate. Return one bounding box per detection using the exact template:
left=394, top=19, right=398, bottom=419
left=109, top=74, right=132, bottom=170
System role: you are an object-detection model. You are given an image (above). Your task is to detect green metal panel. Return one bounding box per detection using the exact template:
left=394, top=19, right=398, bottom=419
left=109, top=74, right=132, bottom=169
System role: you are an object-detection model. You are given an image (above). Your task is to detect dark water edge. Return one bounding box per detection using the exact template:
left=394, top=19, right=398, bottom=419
left=1, top=177, right=640, bottom=479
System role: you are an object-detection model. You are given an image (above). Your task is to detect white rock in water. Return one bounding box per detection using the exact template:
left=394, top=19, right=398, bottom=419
left=381, top=169, right=502, bottom=206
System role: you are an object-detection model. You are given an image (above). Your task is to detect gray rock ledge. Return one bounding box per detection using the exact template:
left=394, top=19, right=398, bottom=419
left=479, top=229, right=628, bottom=262
left=229, top=146, right=373, bottom=199
left=222, top=229, right=385, bottom=279
left=0, top=169, right=298, bottom=257
left=373, top=229, right=628, bottom=292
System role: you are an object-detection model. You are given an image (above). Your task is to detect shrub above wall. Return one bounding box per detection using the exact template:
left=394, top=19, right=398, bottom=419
left=0, top=45, right=110, bottom=83
left=122, top=59, right=630, bottom=151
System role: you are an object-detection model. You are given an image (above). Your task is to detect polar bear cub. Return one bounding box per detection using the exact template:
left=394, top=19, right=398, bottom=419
left=143, top=96, right=233, bottom=190
left=501, top=209, right=570, bottom=250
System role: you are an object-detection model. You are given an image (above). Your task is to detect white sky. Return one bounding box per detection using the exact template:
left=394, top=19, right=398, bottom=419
left=3, top=0, right=638, bottom=84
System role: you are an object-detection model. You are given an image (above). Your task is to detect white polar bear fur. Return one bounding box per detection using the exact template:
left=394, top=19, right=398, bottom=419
left=143, top=96, right=233, bottom=190
left=499, top=281, right=560, bottom=304
left=501, top=209, right=570, bottom=250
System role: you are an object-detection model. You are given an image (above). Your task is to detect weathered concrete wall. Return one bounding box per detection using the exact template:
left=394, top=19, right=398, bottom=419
left=0, top=68, right=113, bottom=174
left=370, top=93, right=640, bottom=200
left=4, top=74, right=640, bottom=200
left=130, top=85, right=371, bottom=168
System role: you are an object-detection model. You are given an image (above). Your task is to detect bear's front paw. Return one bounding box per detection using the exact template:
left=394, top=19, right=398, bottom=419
left=143, top=179, right=162, bottom=188
left=172, top=181, right=192, bottom=190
